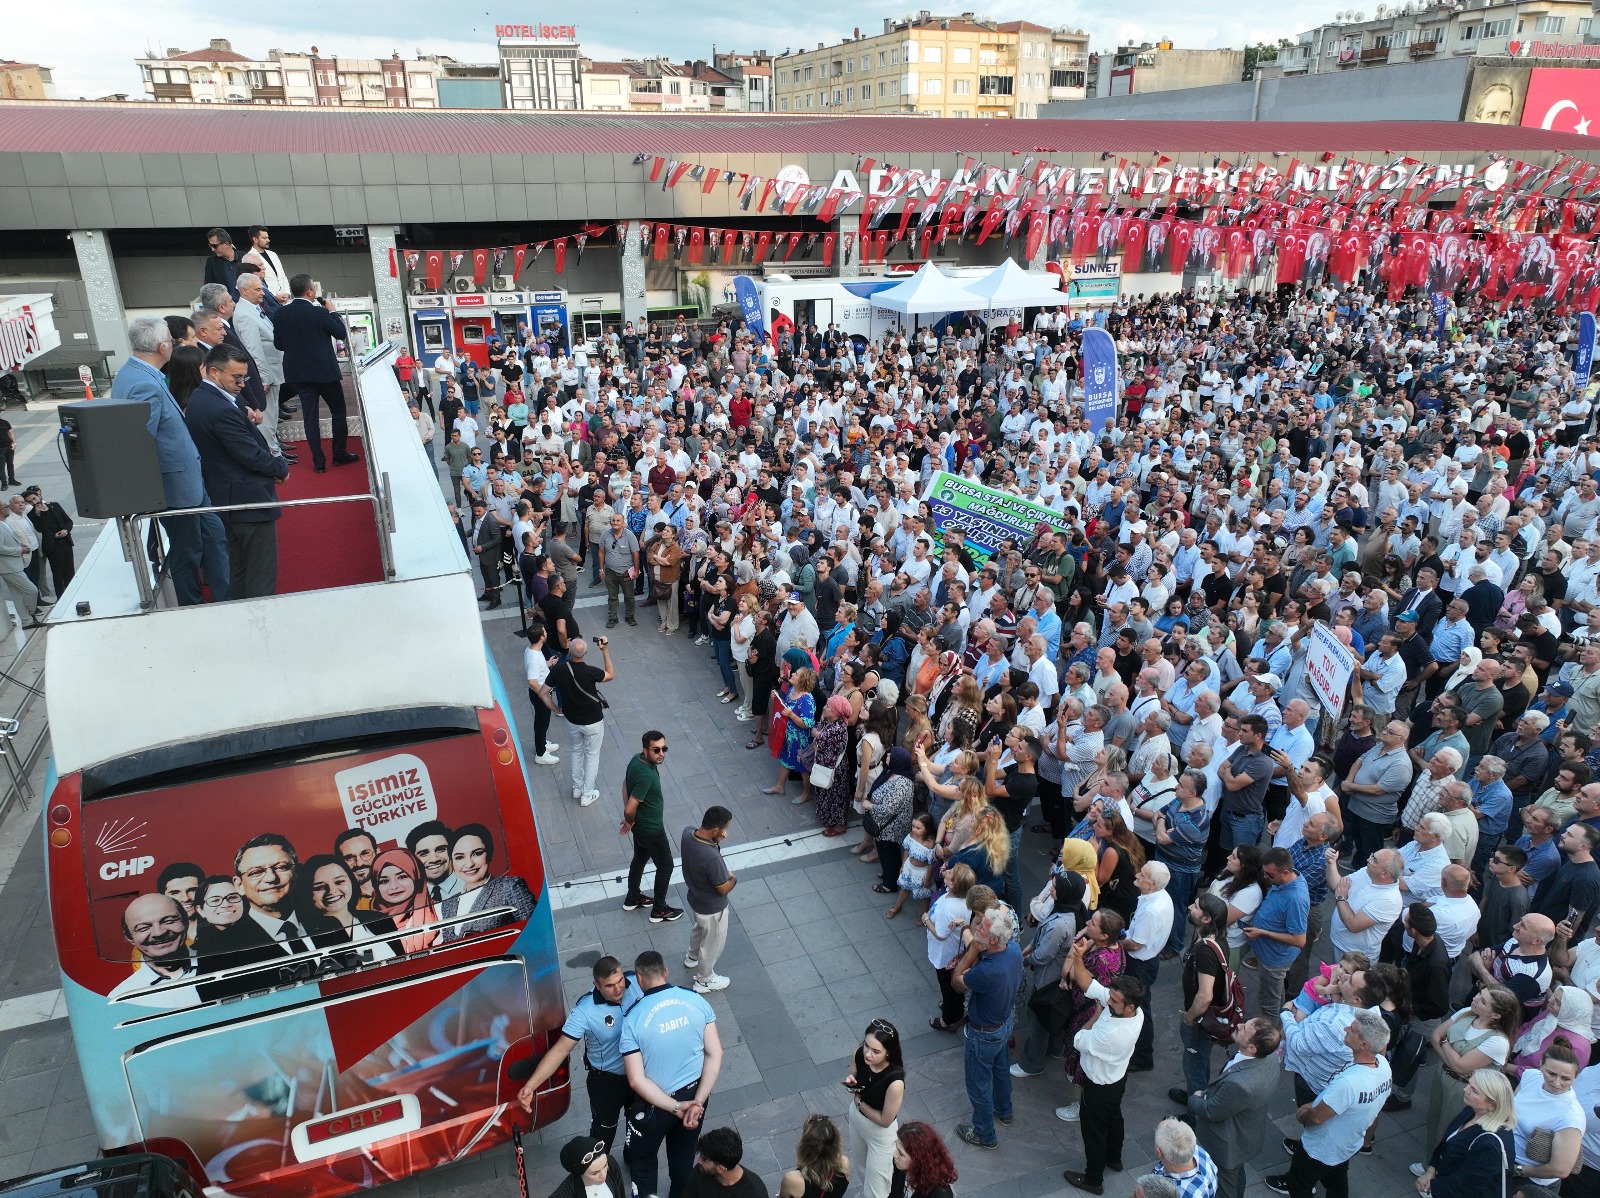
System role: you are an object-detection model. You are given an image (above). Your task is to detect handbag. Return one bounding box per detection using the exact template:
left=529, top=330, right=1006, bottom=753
left=1196, top=940, right=1248, bottom=1044
left=1027, top=978, right=1075, bottom=1034
left=562, top=663, right=609, bottom=712
left=652, top=580, right=672, bottom=601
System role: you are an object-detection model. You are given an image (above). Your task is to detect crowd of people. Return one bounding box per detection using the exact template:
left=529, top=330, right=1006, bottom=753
left=469, top=275, right=1600, bottom=1198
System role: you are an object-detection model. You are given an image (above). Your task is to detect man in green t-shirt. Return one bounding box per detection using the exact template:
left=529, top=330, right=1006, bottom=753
left=622, top=730, right=683, bottom=923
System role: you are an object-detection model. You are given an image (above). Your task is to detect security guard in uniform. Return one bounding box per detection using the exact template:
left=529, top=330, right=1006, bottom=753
left=621, top=950, right=723, bottom=1198
left=515, top=954, right=642, bottom=1152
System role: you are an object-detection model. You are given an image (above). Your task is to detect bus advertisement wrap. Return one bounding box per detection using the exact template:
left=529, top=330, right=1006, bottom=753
left=920, top=470, right=1072, bottom=565
left=1306, top=622, right=1357, bottom=719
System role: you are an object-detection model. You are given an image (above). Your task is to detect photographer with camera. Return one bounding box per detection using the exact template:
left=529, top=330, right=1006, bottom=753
left=548, top=636, right=614, bottom=808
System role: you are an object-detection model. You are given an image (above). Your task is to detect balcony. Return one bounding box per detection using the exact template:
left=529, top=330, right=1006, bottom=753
left=629, top=89, right=664, bottom=103
left=709, top=93, right=726, bottom=107
left=1360, top=45, right=1391, bottom=59
left=150, top=81, right=192, bottom=99
left=1410, top=38, right=1440, bottom=55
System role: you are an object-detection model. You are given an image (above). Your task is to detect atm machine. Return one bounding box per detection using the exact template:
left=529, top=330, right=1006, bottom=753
left=407, top=294, right=452, bottom=363
left=528, top=290, right=571, bottom=354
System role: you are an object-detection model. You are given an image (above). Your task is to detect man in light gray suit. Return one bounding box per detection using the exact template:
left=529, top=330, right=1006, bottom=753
left=1187, top=1017, right=1283, bottom=1198
left=231, top=273, right=287, bottom=458
left=0, top=519, right=41, bottom=630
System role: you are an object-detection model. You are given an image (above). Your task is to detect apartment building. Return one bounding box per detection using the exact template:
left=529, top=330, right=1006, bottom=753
left=580, top=59, right=750, bottom=112
left=136, top=40, right=441, bottom=106
left=1279, top=0, right=1594, bottom=74
left=0, top=61, right=55, bottom=100
left=1089, top=42, right=1245, bottom=96
left=712, top=49, right=775, bottom=112
left=772, top=12, right=1089, bottom=118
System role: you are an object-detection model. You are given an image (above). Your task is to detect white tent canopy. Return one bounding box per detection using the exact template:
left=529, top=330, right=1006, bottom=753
left=961, top=259, right=1067, bottom=310
left=870, top=262, right=982, bottom=315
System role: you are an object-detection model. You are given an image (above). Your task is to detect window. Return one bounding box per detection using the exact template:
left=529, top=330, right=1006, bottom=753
left=778, top=69, right=787, bottom=84
left=668, top=80, right=681, bottom=94
left=1481, top=19, right=1511, bottom=38
left=1536, top=15, right=1565, bottom=32
left=891, top=48, right=899, bottom=63
left=925, top=45, right=942, bottom=62
left=805, top=93, right=813, bottom=107
left=846, top=85, right=854, bottom=100
left=952, top=109, right=969, bottom=117
left=409, top=72, right=432, bottom=89
left=953, top=46, right=972, bottom=63
left=890, top=79, right=899, bottom=94
left=879, top=51, right=888, bottom=66
left=780, top=97, right=788, bottom=110
left=978, top=74, right=1013, bottom=94
left=803, top=65, right=813, bottom=81
left=385, top=71, right=402, bottom=87
left=1458, top=24, right=1480, bottom=41
left=833, top=87, right=842, bottom=103
left=951, top=77, right=971, bottom=93
left=286, top=70, right=309, bottom=85
left=846, top=59, right=853, bottom=73
left=904, top=42, right=917, bottom=63
left=1050, top=69, right=1085, bottom=87
left=171, top=68, right=189, bottom=82
left=862, top=54, right=871, bottom=70
left=924, top=77, right=942, bottom=93
left=878, top=80, right=887, bottom=96
left=1373, top=34, right=1391, bottom=48
left=150, top=68, right=166, bottom=83
left=1392, top=30, right=1409, bottom=46
left=819, top=62, right=829, bottom=79
left=1582, top=17, right=1594, bottom=38
left=1023, top=42, right=1034, bottom=56
left=316, top=70, right=334, bottom=86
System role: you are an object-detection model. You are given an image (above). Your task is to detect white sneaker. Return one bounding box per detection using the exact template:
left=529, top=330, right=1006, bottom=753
left=683, top=955, right=699, bottom=969
left=546, top=741, right=559, bottom=751
left=1054, top=1103, right=1080, bottom=1123
left=1009, top=1064, right=1040, bottom=1078
left=1409, top=1164, right=1427, bottom=1179
left=579, top=791, right=600, bottom=807
left=534, top=753, right=560, bottom=765
left=734, top=711, right=753, bottom=722
left=693, top=974, right=730, bottom=993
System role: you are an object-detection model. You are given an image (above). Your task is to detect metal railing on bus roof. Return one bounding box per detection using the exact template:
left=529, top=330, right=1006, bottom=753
left=114, top=343, right=400, bottom=612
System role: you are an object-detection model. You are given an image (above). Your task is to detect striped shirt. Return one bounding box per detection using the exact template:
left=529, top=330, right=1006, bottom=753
left=1280, top=1002, right=1366, bottom=1092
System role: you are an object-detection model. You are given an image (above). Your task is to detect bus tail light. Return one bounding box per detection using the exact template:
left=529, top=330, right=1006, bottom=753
left=50, top=804, right=71, bottom=824
left=49, top=827, right=71, bottom=848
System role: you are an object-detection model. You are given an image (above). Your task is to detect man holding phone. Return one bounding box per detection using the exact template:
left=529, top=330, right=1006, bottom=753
left=1530, top=822, right=1600, bottom=939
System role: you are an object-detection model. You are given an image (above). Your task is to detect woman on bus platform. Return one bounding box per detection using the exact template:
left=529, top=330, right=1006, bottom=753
left=437, top=823, right=538, bottom=943
left=371, top=848, right=441, bottom=954
left=293, top=855, right=398, bottom=962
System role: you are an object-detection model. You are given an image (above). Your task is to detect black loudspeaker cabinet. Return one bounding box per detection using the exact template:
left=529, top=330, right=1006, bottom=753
left=59, top=400, right=169, bottom=520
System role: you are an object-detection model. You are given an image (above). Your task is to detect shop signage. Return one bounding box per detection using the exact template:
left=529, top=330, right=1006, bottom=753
left=532, top=291, right=565, bottom=303
left=489, top=292, right=526, bottom=305
left=495, top=23, right=577, bottom=40
left=1509, top=40, right=1600, bottom=60
left=451, top=294, right=487, bottom=307
left=410, top=294, right=446, bottom=308
left=0, top=304, right=42, bottom=373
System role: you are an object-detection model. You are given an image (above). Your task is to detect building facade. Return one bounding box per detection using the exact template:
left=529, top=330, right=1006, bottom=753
left=1091, top=42, right=1245, bottom=97
left=1279, top=0, right=1594, bottom=75
left=772, top=14, right=1088, bottom=118
left=0, top=62, right=55, bottom=101
left=579, top=59, right=749, bottom=113
left=136, top=40, right=443, bottom=107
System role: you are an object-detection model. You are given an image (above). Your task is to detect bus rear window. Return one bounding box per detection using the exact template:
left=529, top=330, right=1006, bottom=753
left=83, top=734, right=533, bottom=995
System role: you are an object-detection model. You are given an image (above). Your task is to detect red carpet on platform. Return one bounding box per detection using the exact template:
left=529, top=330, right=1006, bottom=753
left=275, top=438, right=385, bottom=595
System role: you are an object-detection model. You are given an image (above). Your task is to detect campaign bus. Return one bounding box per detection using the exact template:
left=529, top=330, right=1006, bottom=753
left=39, top=344, right=568, bottom=1197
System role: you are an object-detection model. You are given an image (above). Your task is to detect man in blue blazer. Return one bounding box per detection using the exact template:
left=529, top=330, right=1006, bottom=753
left=186, top=345, right=291, bottom=600
left=273, top=273, right=359, bottom=473
left=109, top=316, right=231, bottom=605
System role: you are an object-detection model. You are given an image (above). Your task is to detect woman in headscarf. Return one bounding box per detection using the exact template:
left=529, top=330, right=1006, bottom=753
left=546, top=1136, right=624, bottom=1198
left=790, top=544, right=817, bottom=613
left=811, top=695, right=856, bottom=833
left=865, top=748, right=917, bottom=895
left=1441, top=646, right=1484, bottom=698
left=1510, top=983, right=1594, bottom=1078
left=370, top=848, right=439, bottom=954
left=1056, top=838, right=1102, bottom=911
left=1014, top=871, right=1090, bottom=1077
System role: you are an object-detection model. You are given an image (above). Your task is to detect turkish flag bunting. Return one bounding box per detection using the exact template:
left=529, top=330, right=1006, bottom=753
left=403, top=249, right=421, bottom=274
left=782, top=232, right=800, bottom=263
left=818, top=189, right=843, bottom=223
left=471, top=248, right=489, bottom=284
left=649, top=157, right=665, bottom=182
left=689, top=227, right=705, bottom=265
left=424, top=250, right=444, bottom=290
left=667, top=161, right=692, bottom=189
left=875, top=230, right=889, bottom=262
left=1277, top=230, right=1305, bottom=288
left=722, top=229, right=738, bottom=264
left=823, top=232, right=837, bottom=267
left=1121, top=216, right=1147, bottom=265
left=512, top=244, right=529, bottom=277
left=1168, top=220, right=1193, bottom=273
left=1025, top=210, right=1047, bottom=262
left=552, top=238, right=568, bottom=273
left=896, top=198, right=921, bottom=241
left=756, top=231, right=773, bottom=262
left=702, top=169, right=720, bottom=195
left=758, top=178, right=778, bottom=211
left=653, top=223, right=669, bottom=260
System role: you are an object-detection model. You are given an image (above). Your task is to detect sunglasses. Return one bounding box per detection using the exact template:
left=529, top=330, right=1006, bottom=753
left=574, top=1142, right=606, bottom=1167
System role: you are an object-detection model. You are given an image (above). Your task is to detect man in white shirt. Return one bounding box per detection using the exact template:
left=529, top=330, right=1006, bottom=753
left=1396, top=813, right=1452, bottom=907
left=1124, top=863, right=1175, bottom=1073
left=1270, top=756, right=1338, bottom=850
left=1326, top=848, right=1404, bottom=960
left=107, top=894, right=202, bottom=1008
left=1058, top=938, right=1146, bottom=1195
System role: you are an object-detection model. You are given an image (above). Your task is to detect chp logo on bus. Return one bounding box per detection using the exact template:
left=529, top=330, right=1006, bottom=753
left=335, top=753, right=438, bottom=842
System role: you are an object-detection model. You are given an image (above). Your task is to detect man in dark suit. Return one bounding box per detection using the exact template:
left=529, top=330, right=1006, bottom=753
left=204, top=228, right=240, bottom=292
left=470, top=499, right=504, bottom=608
left=1396, top=568, right=1444, bottom=641
left=1186, top=1017, right=1282, bottom=1198
left=187, top=345, right=291, bottom=600
left=273, top=272, right=359, bottom=473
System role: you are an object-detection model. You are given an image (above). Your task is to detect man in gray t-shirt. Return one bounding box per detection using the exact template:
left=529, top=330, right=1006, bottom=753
left=599, top=510, right=640, bottom=627
left=681, top=808, right=736, bottom=994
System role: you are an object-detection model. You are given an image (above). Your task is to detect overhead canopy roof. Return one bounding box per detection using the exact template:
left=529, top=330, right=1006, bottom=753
left=871, top=263, right=982, bottom=315
left=962, top=259, right=1066, bottom=310
left=0, top=103, right=1592, bottom=156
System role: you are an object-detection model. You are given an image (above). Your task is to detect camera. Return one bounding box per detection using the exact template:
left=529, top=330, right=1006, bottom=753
left=596, top=636, right=608, bottom=648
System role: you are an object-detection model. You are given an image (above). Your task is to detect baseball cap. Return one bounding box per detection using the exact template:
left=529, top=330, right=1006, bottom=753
left=1396, top=609, right=1420, bottom=623
left=1253, top=673, right=1283, bottom=689
left=1547, top=680, right=1576, bottom=698
left=787, top=591, right=802, bottom=604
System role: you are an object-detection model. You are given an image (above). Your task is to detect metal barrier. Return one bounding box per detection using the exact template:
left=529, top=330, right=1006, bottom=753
left=0, top=716, right=36, bottom=825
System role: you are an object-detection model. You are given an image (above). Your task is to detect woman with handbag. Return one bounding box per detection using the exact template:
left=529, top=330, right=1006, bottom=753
left=1012, top=871, right=1090, bottom=1077
left=765, top=667, right=819, bottom=800
left=811, top=696, right=855, bottom=833
left=1172, top=892, right=1232, bottom=1101
left=852, top=701, right=898, bottom=862
left=1410, top=1069, right=1516, bottom=1198
left=864, top=749, right=917, bottom=895
left=1425, top=985, right=1523, bottom=1153
left=1508, top=1037, right=1585, bottom=1193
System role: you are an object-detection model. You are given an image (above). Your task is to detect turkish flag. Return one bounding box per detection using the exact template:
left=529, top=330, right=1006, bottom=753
left=755, top=230, right=772, bottom=262
left=722, top=229, right=737, bottom=264
left=689, top=226, right=704, bottom=265
left=758, top=178, right=778, bottom=211
left=918, top=228, right=933, bottom=259
left=1121, top=216, right=1146, bottom=265
left=1025, top=210, right=1047, bottom=262
left=552, top=238, right=567, bottom=273
left=471, top=248, right=489, bottom=284
left=875, top=230, right=890, bottom=263
left=1225, top=229, right=1248, bottom=280
left=1524, top=70, right=1600, bottom=138
left=511, top=244, right=529, bottom=278
left=1168, top=219, right=1193, bottom=273
left=1070, top=213, right=1095, bottom=263
left=424, top=250, right=443, bottom=291
left=822, top=232, right=837, bottom=267
left=653, top=223, right=669, bottom=260
left=1277, top=230, right=1305, bottom=287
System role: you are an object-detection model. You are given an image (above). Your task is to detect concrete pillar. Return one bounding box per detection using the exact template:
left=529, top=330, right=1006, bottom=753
left=619, top=220, right=647, bottom=329
left=838, top=215, right=862, bottom=278
left=365, top=225, right=409, bottom=352
left=69, top=230, right=130, bottom=368
left=1028, top=224, right=1048, bottom=271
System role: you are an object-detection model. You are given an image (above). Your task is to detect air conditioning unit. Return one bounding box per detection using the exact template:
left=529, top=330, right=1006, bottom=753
left=409, top=278, right=431, bottom=295
left=491, top=274, right=515, bottom=290
left=451, top=277, right=477, bottom=294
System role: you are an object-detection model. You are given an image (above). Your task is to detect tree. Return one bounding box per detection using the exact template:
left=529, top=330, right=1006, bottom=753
left=1241, top=39, right=1291, bottom=81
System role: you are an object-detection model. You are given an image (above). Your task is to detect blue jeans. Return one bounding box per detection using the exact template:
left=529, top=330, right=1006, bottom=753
left=1164, top=867, right=1198, bottom=956
left=963, top=1017, right=1013, bottom=1144
left=1220, top=810, right=1263, bottom=852
left=713, top=638, right=739, bottom=694
left=1179, top=1015, right=1215, bottom=1095
left=1003, top=826, right=1023, bottom=909
left=162, top=507, right=231, bottom=606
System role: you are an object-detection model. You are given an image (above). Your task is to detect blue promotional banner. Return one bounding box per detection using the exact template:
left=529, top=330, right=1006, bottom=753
left=1579, top=310, right=1596, bottom=397
left=1081, top=326, right=1118, bottom=435
left=1431, top=291, right=1450, bottom=341
left=919, top=470, right=1071, bottom=565
left=732, top=275, right=765, bottom=342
